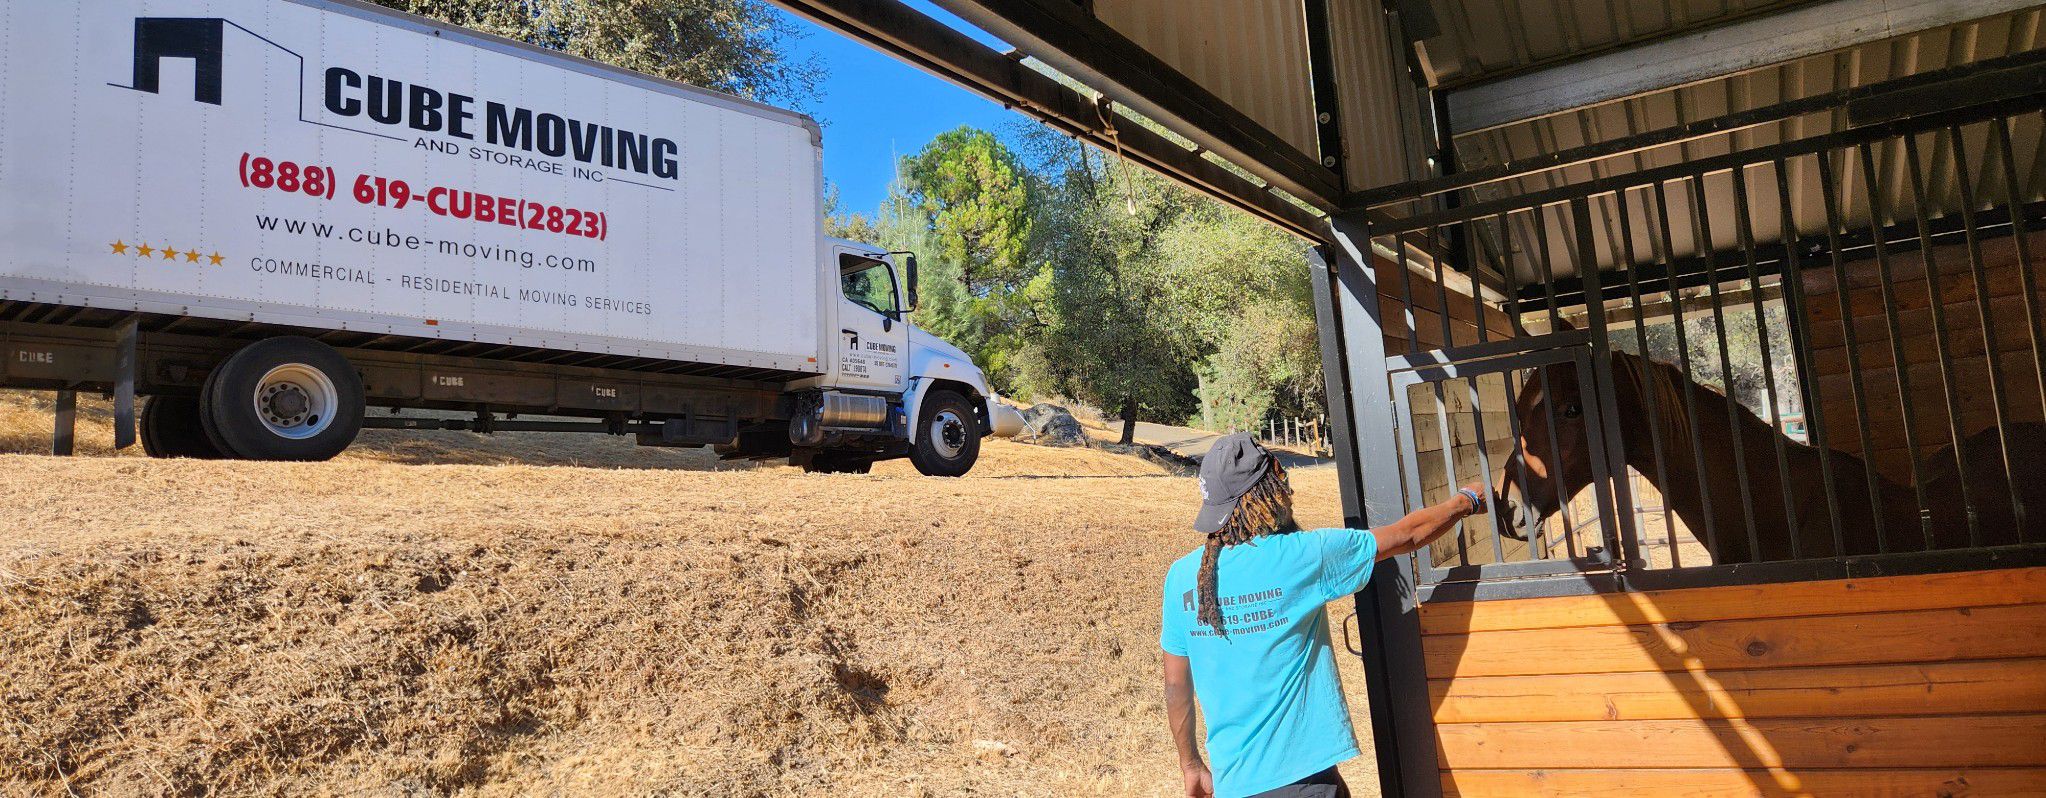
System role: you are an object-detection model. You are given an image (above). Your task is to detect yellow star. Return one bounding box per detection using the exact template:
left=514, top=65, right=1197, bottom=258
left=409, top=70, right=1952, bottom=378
left=208, top=252, right=224, bottom=265
left=110, top=240, right=129, bottom=255
left=184, top=250, right=200, bottom=263
left=161, top=247, right=179, bottom=260
left=136, top=243, right=154, bottom=258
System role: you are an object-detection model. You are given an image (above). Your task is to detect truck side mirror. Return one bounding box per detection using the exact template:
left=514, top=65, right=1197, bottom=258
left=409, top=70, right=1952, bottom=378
left=903, top=253, right=920, bottom=312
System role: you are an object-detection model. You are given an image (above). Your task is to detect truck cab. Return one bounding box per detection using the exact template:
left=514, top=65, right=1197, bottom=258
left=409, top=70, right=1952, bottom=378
left=783, top=239, right=1022, bottom=476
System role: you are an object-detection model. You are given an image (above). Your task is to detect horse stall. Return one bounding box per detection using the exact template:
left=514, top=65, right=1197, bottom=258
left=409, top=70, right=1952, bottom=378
left=771, top=0, right=2046, bottom=793
left=1322, top=30, right=2046, bottom=798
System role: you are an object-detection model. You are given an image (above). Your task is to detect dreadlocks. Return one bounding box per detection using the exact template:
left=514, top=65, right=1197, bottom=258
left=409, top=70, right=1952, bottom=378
left=1196, top=459, right=1297, bottom=637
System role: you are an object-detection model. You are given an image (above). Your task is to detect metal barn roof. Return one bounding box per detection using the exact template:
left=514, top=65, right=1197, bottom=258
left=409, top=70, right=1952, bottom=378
left=775, top=0, right=2046, bottom=275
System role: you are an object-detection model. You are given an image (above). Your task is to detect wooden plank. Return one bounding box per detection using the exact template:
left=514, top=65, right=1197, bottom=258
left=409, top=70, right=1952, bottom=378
left=1433, top=714, right=2046, bottom=769
left=1813, top=355, right=2042, bottom=427
left=1429, top=659, right=2046, bottom=723
left=1442, top=767, right=2046, bottom=797
left=1418, top=567, right=2046, bottom=635
left=1803, top=259, right=2041, bottom=325
left=1805, top=292, right=2041, bottom=354
left=1422, top=604, right=2046, bottom=677
left=1378, top=297, right=1487, bottom=350
left=1374, top=257, right=1515, bottom=335
left=1801, top=231, right=2044, bottom=294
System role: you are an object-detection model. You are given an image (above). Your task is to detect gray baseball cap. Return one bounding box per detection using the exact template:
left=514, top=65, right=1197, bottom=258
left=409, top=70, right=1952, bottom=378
left=1193, top=433, right=1272, bottom=533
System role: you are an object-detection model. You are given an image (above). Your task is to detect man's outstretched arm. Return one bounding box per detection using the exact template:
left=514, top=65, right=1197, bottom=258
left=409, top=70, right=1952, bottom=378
left=1373, top=482, right=1487, bottom=561
left=1162, top=653, right=1212, bottom=797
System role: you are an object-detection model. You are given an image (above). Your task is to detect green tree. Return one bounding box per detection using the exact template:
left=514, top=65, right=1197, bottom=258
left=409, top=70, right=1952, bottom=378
left=1199, top=302, right=1324, bottom=432
left=888, top=129, right=1043, bottom=391
left=1026, top=138, right=1206, bottom=444
left=822, top=182, right=879, bottom=243
left=902, top=127, right=1036, bottom=290
left=368, top=0, right=821, bottom=108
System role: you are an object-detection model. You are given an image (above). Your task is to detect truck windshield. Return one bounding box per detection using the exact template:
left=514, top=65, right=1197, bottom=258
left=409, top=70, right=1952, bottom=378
left=840, top=257, right=899, bottom=316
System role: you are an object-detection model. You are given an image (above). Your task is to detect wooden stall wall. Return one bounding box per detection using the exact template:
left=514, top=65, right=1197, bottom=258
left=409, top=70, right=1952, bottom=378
left=1421, top=567, right=2046, bottom=796
left=1801, top=230, right=2046, bottom=484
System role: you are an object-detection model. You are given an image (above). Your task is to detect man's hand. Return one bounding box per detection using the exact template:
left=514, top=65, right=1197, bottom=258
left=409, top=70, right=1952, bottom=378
left=1181, top=762, right=1214, bottom=797
left=1459, top=481, right=1489, bottom=515
left=1163, top=654, right=1210, bottom=795
left=1374, top=481, right=1489, bottom=561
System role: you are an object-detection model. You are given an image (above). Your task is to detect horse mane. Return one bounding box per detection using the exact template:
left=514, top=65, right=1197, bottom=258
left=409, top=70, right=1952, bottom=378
left=1610, top=350, right=1707, bottom=449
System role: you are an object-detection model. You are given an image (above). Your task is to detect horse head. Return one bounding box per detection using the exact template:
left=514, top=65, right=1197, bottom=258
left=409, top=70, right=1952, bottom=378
left=1495, top=356, right=1597, bottom=542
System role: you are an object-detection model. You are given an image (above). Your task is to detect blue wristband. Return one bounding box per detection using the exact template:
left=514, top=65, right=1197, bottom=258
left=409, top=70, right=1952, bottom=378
left=1457, top=487, right=1484, bottom=512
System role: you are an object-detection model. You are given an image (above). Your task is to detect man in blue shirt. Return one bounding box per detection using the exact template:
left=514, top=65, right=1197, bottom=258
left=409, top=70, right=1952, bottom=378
left=1161, top=434, right=1486, bottom=798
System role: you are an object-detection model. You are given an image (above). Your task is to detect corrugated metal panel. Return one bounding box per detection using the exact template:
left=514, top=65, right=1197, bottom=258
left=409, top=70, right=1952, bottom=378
left=1092, top=0, right=1322, bottom=160
left=1331, top=0, right=1429, bottom=190
left=1450, top=8, right=2046, bottom=283
left=1415, top=0, right=1809, bottom=87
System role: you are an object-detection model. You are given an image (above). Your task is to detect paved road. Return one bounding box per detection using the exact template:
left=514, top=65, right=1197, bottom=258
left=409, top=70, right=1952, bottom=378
left=1118, top=420, right=1332, bottom=468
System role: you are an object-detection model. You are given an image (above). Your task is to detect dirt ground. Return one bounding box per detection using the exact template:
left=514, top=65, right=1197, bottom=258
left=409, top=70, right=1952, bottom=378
left=0, top=392, right=1376, bottom=797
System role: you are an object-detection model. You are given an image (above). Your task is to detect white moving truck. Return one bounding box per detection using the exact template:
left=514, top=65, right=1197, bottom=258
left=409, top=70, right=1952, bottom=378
left=0, top=0, right=1022, bottom=474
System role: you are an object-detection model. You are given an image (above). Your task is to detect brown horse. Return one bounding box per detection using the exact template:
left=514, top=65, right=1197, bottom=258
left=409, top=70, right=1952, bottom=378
left=1494, top=350, right=2035, bottom=565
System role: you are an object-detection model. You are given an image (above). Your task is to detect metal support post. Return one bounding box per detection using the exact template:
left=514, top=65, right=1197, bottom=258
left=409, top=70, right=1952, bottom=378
left=1314, top=213, right=1442, bottom=798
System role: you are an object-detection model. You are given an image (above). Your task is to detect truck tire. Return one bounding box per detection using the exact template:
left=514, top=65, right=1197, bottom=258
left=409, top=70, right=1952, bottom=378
left=140, top=396, right=226, bottom=459
left=200, top=337, right=365, bottom=461
left=802, top=453, right=874, bottom=474
left=909, top=389, right=980, bottom=477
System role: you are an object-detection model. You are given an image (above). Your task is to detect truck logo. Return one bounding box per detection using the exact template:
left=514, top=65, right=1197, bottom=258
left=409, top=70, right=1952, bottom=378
left=110, top=16, right=683, bottom=184
left=128, top=18, right=226, bottom=105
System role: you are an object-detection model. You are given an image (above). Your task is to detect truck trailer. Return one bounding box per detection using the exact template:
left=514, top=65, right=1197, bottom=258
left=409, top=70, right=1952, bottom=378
left=0, top=0, right=1023, bottom=475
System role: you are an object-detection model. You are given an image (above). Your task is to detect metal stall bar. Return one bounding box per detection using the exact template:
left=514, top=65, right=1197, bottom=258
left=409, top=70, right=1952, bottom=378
left=1492, top=213, right=1548, bottom=560
left=1730, top=165, right=1803, bottom=559
left=1900, top=133, right=1982, bottom=547
left=1687, top=175, right=1765, bottom=562
left=1317, top=214, right=1442, bottom=798
left=1617, top=186, right=1682, bottom=568
left=1345, top=49, right=2046, bottom=211
left=1455, top=219, right=1506, bottom=566
left=1393, top=232, right=1467, bottom=571
left=1377, top=94, right=2043, bottom=238
left=1392, top=344, right=1617, bottom=582
left=1775, top=157, right=1850, bottom=557
left=1429, top=226, right=1500, bottom=564
left=1948, top=124, right=2026, bottom=535
left=1856, top=141, right=1936, bottom=550
left=1528, top=205, right=1584, bottom=557
left=1653, top=179, right=1723, bottom=562
left=1817, top=149, right=1890, bottom=552
left=1420, top=229, right=1473, bottom=569
left=1991, top=117, right=2046, bottom=543
left=1570, top=197, right=1642, bottom=569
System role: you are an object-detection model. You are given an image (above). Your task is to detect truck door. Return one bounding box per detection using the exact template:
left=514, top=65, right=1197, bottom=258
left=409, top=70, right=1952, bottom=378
left=832, top=251, right=909, bottom=392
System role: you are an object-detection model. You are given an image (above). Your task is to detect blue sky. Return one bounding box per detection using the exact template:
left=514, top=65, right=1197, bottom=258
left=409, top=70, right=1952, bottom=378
left=771, top=2, right=1028, bottom=214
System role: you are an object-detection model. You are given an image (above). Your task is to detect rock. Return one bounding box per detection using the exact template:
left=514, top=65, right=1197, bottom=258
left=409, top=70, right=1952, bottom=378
left=1020, top=403, right=1087, bottom=447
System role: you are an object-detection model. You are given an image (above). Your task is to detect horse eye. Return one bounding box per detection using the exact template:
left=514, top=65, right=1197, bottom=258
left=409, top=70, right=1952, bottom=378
left=1563, top=402, right=1583, bottom=419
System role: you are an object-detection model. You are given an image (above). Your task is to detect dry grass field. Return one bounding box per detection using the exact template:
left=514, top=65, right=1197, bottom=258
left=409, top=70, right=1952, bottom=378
left=0, top=391, right=1373, bottom=797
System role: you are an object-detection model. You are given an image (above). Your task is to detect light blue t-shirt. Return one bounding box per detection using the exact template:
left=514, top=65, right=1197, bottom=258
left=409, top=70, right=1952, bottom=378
left=1159, top=527, right=1378, bottom=798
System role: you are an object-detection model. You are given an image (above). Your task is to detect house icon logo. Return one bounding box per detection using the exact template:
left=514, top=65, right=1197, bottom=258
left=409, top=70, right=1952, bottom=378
left=129, top=18, right=227, bottom=105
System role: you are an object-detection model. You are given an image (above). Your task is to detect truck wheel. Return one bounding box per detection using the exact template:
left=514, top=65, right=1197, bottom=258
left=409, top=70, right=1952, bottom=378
left=201, top=337, right=365, bottom=461
left=909, top=389, right=980, bottom=477
left=802, top=453, right=874, bottom=474
left=140, top=396, right=225, bottom=459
